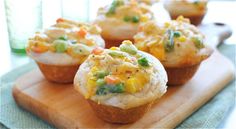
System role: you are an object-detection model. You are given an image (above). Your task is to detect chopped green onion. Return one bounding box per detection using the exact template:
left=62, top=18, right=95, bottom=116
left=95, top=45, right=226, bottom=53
left=95, top=83, right=125, bottom=95
left=106, top=0, right=124, bottom=16
left=132, top=16, right=140, bottom=23
left=94, top=70, right=109, bottom=78
left=192, top=37, right=204, bottom=49
left=164, top=30, right=175, bottom=52
left=96, top=85, right=109, bottom=95
left=120, top=43, right=138, bottom=55
left=58, top=36, right=68, bottom=41
left=173, top=31, right=181, bottom=38
left=138, top=57, right=149, bottom=67
left=53, top=40, right=68, bottom=53
left=96, top=79, right=106, bottom=87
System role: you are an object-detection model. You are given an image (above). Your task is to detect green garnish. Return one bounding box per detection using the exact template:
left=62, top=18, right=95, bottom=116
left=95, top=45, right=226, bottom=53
left=123, top=16, right=140, bottom=23
left=193, top=1, right=200, bottom=5
left=123, top=16, right=131, bottom=22
left=110, top=83, right=125, bottom=93
left=106, top=0, right=124, bottom=16
left=96, top=85, right=110, bottom=95
left=94, top=70, right=109, bottom=78
left=173, top=31, right=181, bottom=38
left=132, top=16, right=140, bottom=23
left=96, top=79, right=106, bottom=87
left=192, top=37, right=204, bottom=49
left=120, top=43, right=138, bottom=55
left=53, top=40, right=67, bottom=53
left=164, top=30, right=175, bottom=52
left=138, top=57, right=149, bottom=67
left=108, top=51, right=125, bottom=57
left=164, top=30, right=182, bottom=52
left=96, top=83, right=125, bottom=95
left=58, top=36, right=68, bottom=41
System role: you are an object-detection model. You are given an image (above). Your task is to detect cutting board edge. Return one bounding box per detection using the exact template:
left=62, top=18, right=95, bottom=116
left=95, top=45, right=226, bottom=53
left=149, top=67, right=235, bottom=128
left=12, top=85, right=68, bottom=129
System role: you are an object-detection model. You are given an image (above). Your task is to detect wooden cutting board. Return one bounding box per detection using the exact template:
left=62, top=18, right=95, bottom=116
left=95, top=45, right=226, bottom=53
left=13, top=23, right=235, bottom=129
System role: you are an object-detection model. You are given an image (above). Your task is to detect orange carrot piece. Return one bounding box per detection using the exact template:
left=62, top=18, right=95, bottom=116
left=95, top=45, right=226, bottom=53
left=91, top=47, right=104, bottom=55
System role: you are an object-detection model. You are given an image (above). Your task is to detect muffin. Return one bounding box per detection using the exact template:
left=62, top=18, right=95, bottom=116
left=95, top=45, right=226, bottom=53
left=94, top=0, right=153, bottom=48
left=134, top=16, right=213, bottom=85
left=164, top=0, right=208, bottom=26
left=26, top=18, right=105, bottom=83
left=74, top=40, right=167, bottom=123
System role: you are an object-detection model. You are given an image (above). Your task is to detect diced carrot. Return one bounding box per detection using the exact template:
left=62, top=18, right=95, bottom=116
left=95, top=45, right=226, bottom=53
left=32, top=42, right=49, bottom=53
left=32, top=46, right=48, bottom=53
left=56, top=18, right=64, bottom=23
left=104, top=75, right=120, bottom=85
left=77, top=29, right=87, bottom=38
left=91, top=47, right=104, bottom=55
left=86, top=40, right=94, bottom=46
left=138, top=26, right=143, bottom=32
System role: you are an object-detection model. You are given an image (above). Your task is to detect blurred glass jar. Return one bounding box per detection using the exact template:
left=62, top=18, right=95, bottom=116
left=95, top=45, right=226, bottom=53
left=4, top=0, right=42, bottom=53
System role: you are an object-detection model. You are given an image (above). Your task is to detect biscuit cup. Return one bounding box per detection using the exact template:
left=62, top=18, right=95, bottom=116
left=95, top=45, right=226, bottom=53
left=165, top=63, right=200, bottom=85
left=104, top=38, right=134, bottom=48
left=37, top=62, right=80, bottom=83
left=88, top=100, right=153, bottom=124
left=170, top=14, right=205, bottom=26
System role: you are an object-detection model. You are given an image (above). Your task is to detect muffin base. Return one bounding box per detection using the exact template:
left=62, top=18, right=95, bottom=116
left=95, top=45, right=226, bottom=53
left=88, top=100, right=153, bottom=124
left=165, top=63, right=200, bottom=86
left=104, top=38, right=134, bottom=49
left=170, top=14, right=205, bottom=26
left=36, top=62, right=80, bottom=83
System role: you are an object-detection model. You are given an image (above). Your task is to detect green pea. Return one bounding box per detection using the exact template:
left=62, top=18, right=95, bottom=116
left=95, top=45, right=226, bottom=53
left=53, top=40, right=68, bottom=53
left=132, top=16, right=140, bottom=23
left=138, top=57, right=149, bottom=67
left=95, top=70, right=109, bottom=78
left=96, top=79, right=106, bottom=87
left=110, top=83, right=125, bottom=93
left=119, top=43, right=138, bottom=55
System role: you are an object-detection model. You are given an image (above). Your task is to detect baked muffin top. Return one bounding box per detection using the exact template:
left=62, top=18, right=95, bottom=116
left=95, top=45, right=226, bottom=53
left=164, top=0, right=208, bottom=15
left=26, top=18, right=105, bottom=65
left=97, top=0, right=153, bottom=24
left=134, top=16, right=213, bottom=67
left=74, top=40, right=167, bottom=109
left=95, top=0, right=153, bottom=40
